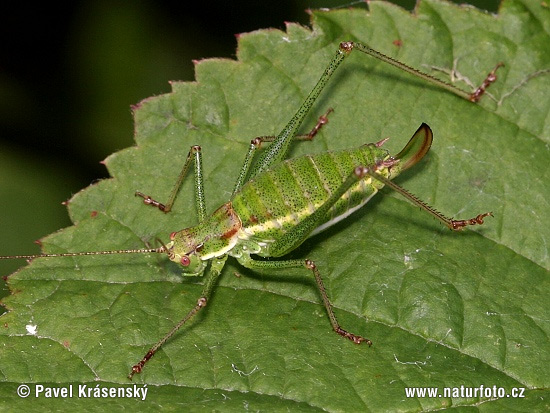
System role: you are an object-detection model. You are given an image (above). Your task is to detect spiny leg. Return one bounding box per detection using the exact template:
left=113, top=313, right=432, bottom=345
left=362, top=166, right=492, bottom=230
left=236, top=254, right=370, bottom=345
left=250, top=41, right=500, bottom=178
left=135, top=144, right=207, bottom=222
left=128, top=255, right=228, bottom=379
left=297, top=107, right=334, bottom=141
left=256, top=107, right=334, bottom=143
left=305, top=259, right=370, bottom=344
left=232, top=108, right=334, bottom=196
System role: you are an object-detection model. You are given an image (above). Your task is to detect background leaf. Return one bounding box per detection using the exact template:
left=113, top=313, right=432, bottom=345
left=1, top=0, right=549, bottom=410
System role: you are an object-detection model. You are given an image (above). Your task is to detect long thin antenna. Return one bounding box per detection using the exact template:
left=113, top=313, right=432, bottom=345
left=0, top=247, right=165, bottom=260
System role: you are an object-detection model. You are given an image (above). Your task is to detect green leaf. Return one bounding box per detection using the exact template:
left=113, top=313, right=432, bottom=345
left=2, top=0, right=549, bottom=410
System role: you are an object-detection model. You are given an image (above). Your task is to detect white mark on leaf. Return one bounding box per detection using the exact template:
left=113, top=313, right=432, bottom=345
left=26, top=324, right=37, bottom=335
left=394, top=354, right=432, bottom=368
left=231, top=363, right=259, bottom=376
left=404, top=248, right=420, bottom=269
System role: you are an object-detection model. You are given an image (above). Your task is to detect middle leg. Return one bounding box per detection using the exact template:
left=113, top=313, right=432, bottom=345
left=237, top=254, right=371, bottom=345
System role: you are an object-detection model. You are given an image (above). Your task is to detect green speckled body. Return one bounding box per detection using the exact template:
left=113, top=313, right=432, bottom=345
left=230, top=142, right=398, bottom=257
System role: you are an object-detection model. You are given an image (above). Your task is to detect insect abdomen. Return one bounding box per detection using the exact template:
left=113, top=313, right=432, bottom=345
left=231, top=143, right=392, bottom=249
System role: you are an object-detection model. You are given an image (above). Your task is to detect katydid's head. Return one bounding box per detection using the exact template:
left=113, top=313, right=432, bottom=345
left=159, top=203, right=241, bottom=276
left=394, top=123, right=433, bottom=172
left=164, top=230, right=207, bottom=276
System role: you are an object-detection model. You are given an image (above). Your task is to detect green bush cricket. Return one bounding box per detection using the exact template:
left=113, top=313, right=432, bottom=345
left=0, top=42, right=500, bottom=379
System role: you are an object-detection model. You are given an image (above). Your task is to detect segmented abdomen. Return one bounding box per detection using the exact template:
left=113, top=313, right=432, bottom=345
left=231, top=143, right=392, bottom=253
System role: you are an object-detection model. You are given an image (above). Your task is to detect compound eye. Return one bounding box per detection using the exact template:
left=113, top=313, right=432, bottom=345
left=180, top=255, right=191, bottom=266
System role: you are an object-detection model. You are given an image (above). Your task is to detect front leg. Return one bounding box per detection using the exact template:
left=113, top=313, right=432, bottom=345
left=129, top=254, right=228, bottom=379
left=135, top=145, right=207, bottom=222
